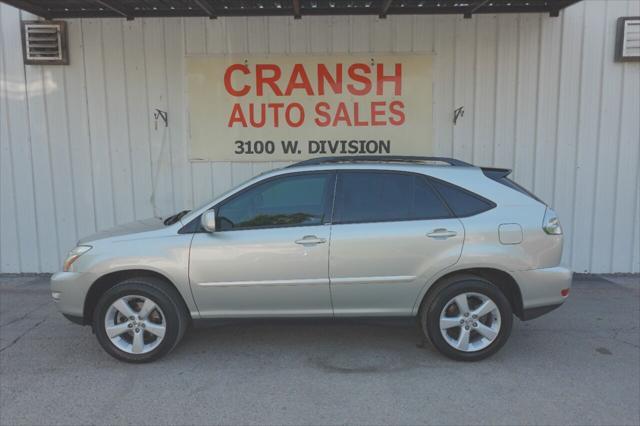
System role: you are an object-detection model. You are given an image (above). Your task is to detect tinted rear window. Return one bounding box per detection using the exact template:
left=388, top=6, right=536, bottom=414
left=334, top=172, right=451, bottom=224
left=482, top=168, right=544, bottom=203
left=498, top=177, right=543, bottom=203
left=429, top=179, right=494, bottom=217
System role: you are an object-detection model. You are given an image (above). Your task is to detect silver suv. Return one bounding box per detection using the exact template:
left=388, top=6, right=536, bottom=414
left=51, top=156, right=571, bottom=363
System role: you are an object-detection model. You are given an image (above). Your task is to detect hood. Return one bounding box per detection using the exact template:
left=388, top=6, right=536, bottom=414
left=78, top=217, right=165, bottom=244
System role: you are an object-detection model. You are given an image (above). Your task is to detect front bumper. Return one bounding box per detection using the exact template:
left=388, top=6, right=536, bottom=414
left=50, top=271, right=96, bottom=323
left=512, top=266, right=572, bottom=320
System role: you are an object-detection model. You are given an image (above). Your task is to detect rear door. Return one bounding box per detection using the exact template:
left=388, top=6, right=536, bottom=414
left=328, top=170, right=464, bottom=316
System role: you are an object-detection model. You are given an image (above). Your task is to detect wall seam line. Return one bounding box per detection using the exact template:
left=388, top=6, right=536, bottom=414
left=551, top=11, right=565, bottom=209
left=161, top=18, right=177, bottom=212
left=513, top=15, right=520, bottom=176
left=0, top=6, right=24, bottom=272
left=141, top=19, right=156, bottom=217
left=491, top=15, right=499, bottom=166
left=19, top=10, right=43, bottom=272
left=531, top=14, right=543, bottom=192
left=99, top=20, right=117, bottom=227
left=41, top=65, right=62, bottom=267
left=569, top=3, right=587, bottom=269
left=60, top=32, right=79, bottom=242
left=588, top=3, right=608, bottom=271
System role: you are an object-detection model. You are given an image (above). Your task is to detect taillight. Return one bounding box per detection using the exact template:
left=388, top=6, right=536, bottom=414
left=543, top=208, right=563, bottom=235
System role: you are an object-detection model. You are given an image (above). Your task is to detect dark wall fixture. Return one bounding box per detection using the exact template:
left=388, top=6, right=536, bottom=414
left=21, top=20, right=68, bottom=65
left=615, top=17, right=640, bottom=62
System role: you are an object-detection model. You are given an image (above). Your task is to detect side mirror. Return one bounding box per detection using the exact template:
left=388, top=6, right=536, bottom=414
left=200, top=210, right=217, bottom=233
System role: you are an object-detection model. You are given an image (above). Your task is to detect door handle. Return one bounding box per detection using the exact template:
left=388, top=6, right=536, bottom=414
left=295, top=235, right=327, bottom=245
left=427, top=229, right=458, bottom=239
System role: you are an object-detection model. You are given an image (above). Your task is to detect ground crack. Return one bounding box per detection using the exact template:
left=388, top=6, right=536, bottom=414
left=611, top=327, right=640, bottom=349
left=0, top=316, right=48, bottom=353
left=0, top=300, right=51, bottom=328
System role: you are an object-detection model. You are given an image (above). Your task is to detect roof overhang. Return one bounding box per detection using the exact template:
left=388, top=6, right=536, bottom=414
left=1, top=0, right=583, bottom=21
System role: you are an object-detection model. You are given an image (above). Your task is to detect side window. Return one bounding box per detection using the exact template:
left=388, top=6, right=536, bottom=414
left=334, top=172, right=451, bottom=224
left=429, top=178, right=494, bottom=217
left=413, top=176, right=454, bottom=219
left=217, top=173, right=333, bottom=230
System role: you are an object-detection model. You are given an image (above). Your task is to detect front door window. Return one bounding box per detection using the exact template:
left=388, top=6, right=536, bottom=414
left=217, top=173, right=333, bottom=230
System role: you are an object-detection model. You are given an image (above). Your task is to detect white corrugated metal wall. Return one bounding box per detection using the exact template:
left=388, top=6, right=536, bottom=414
left=1, top=1, right=639, bottom=274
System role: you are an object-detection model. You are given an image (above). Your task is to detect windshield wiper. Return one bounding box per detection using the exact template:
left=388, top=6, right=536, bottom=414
left=163, top=210, right=190, bottom=226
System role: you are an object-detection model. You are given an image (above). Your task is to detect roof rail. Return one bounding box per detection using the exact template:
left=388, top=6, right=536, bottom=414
left=286, top=156, right=473, bottom=168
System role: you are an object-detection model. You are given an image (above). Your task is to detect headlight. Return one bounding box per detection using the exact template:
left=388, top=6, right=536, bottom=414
left=63, top=246, right=92, bottom=272
left=542, top=208, right=563, bottom=235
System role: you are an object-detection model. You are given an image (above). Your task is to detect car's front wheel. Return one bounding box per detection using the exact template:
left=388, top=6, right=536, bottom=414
left=93, top=277, right=189, bottom=363
left=420, top=275, right=513, bottom=361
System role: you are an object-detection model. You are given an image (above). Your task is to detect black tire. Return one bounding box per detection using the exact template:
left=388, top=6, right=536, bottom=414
left=420, top=274, right=513, bottom=361
left=93, top=277, right=189, bottom=363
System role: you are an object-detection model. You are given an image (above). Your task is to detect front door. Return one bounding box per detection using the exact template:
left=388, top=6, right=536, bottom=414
left=329, top=170, right=465, bottom=316
left=189, top=172, right=335, bottom=317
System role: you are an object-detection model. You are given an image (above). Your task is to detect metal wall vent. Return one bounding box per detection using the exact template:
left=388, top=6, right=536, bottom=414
left=615, top=17, right=640, bottom=62
left=21, top=21, right=69, bottom=65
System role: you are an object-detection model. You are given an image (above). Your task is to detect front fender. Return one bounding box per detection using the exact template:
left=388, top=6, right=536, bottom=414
left=76, top=234, right=199, bottom=318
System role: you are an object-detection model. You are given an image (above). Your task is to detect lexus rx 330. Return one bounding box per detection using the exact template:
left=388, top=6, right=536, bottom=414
left=51, top=156, right=572, bottom=363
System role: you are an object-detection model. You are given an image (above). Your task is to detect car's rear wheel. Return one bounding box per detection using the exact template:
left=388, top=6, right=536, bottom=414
left=420, top=275, right=513, bottom=361
left=93, top=277, right=189, bottom=363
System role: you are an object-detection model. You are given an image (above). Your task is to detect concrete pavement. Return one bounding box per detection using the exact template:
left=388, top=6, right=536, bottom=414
left=1, top=274, right=638, bottom=425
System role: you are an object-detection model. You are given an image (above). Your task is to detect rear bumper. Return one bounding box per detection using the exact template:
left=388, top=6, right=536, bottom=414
left=520, top=303, right=563, bottom=320
left=512, top=266, right=572, bottom=320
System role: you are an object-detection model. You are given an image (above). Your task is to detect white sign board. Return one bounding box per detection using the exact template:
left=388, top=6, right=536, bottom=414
left=187, top=54, right=433, bottom=161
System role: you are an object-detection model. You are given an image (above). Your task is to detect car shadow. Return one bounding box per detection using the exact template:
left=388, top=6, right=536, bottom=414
left=166, top=317, right=516, bottom=372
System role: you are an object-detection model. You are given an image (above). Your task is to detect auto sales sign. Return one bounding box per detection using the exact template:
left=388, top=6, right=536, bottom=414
left=187, top=54, right=433, bottom=161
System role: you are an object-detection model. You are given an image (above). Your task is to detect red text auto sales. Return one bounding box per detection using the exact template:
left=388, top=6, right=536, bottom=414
left=223, top=62, right=405, bottom=129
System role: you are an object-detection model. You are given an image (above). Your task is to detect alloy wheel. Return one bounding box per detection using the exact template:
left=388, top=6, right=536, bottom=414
left=104, top=295, right=166, bottom=355
left=439, top=292, right=501, bottom=352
